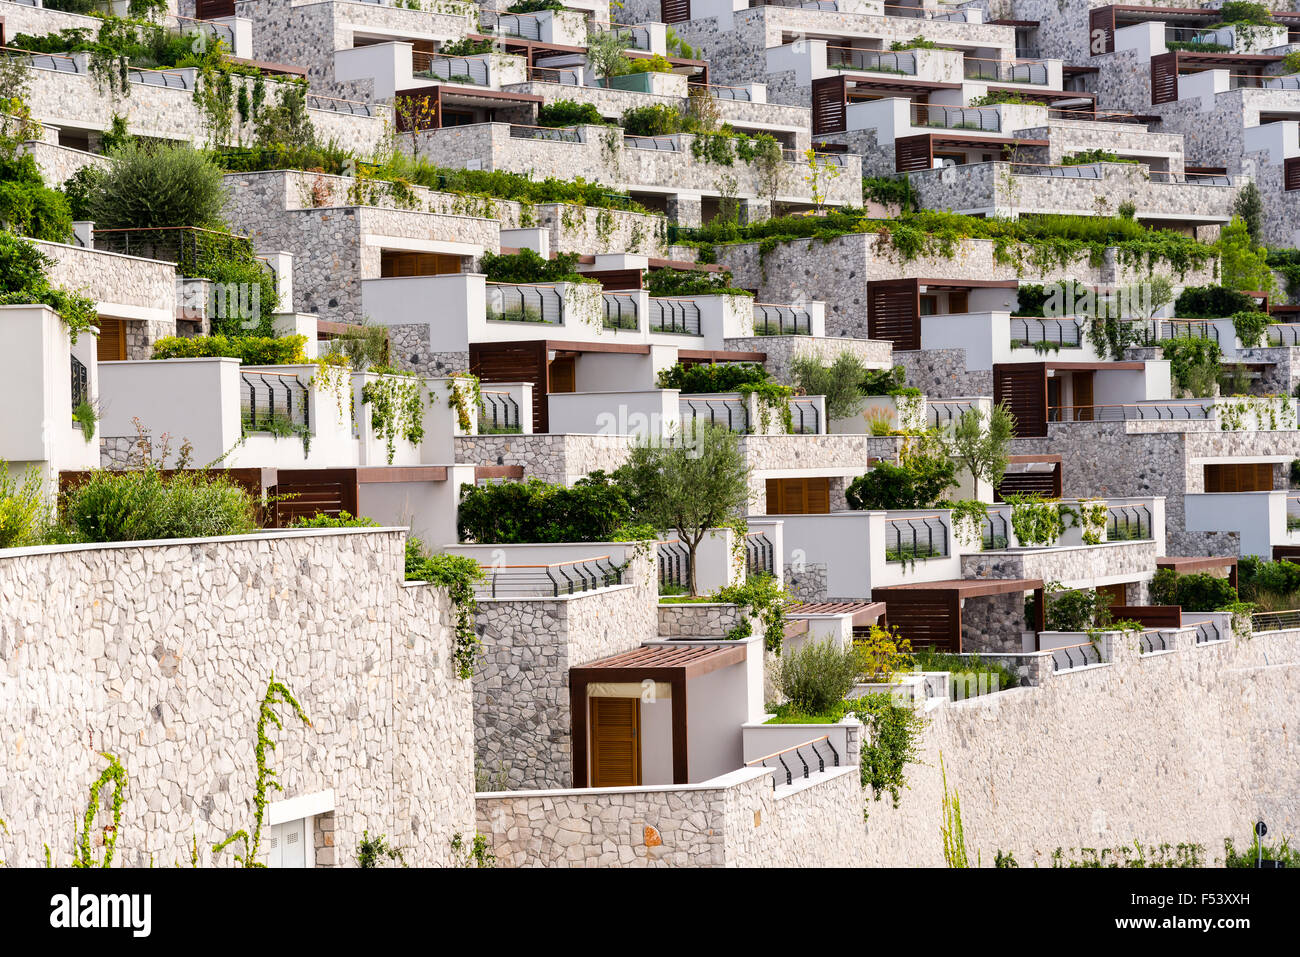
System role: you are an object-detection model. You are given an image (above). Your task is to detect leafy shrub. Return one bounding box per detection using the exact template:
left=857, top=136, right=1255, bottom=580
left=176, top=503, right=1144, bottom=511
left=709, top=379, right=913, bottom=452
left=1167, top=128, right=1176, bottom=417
left=0, top=153, right=73, bottom=242
left=1161, top=336, right=1221, bottom=397
left=910, top=647, right=1020, bottom=695
left=60, top=468, right=259, bottom=543
left=859, top=365, right=919, bottom=397
left=456, top=473, right=632, bottom=543
left=506, top=0, right=562, bottom=11
left=855, top=624, right=914, bottom=681
left=846, top=452, right=956, bottom=510
left=151, top=334, right=307, bottom=364
left=655, top=361, right=768, bottom=393
left=441, top=38, right=496, bottom=57
left=1174, top=285, right=1255, bottom=318
left=712, top=573, right=791, bottom=652
left=772, top=639, right=861, bottom=717
left=1238, top=556, right=1300, bottom=600
left=1231, top=310, right=1272, bottom=348
left=537, top=99, right=605, bottom=128
left=1150, top=570, right=1238, bottom=611
left=1217, top=2, right=1275, bottom=25
left=88, top=140, right=227, bottom=230
left=626, top=54, right=674, bottom=74
left=855, top=691, right=924, bottom=804
left=290, top=511, right=380, bottom=529
left=60, top=164, right=106, bottom=222
left=791, top=353, right=869, bottom=420
left=644, top=266, right=751, bottom=297
left=0, top=462, right=47, bottom=549
left=478, top=248, right=585, bottom=284
left=862, top=174, right=916, bottom=211
left=621, top=104, right=685, bottom=137
left=1044, top=585, right=1112, bottom=632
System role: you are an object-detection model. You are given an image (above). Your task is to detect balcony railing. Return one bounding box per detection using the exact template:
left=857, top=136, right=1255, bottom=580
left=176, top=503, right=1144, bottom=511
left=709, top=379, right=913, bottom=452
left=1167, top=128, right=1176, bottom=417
left=241, top=370, right=311, bottom=434
left=745, top=531, right=775, bottom=577
left=928, top=398, right=977, bottom=428
left=1050, top=641, right=1103, bottom=672
left=657, top=538, right=691, bottom=590
left=485, top=282, right=564, bottom=324
left=1009, top=162, right=1102, bottom=179
left=625, top=134, right=681, bottom=151
left=1149, top=170, right=1233, bottom=186
left=788, top=397, right=822, bottom=434
left=885, top=514, right=949, bottom=562
left=753, top=303, right=812, bottom=336
left=982, top=510, right=1009, bottom=550
left=476, top=556, right=626, bottom=598
left=479, top=390, right=522, bottom=434
left=649, top=298, right=702, bottom=336
left=1048, top=402, right=1212, bottom=422
left=680, top=396, right=750, bottom=433
left=1107, top=503, right=1152, bottom=541
left=1137, top=630, right=1171, bottom=654
left=128, top=66, right=191, bottom=90
left=882, top=2, right=972, bottom=22
left=602, top=292, right=639, bottom=330
left=70, top=354, right=88, bottom=417
left=1267, top=323, right=1300, bottom=346
left=827, top=47, right=918, bottom=76
left=1010, top=317, right=1084, bottom=348
left=510, top=124, right=581, bottom=142
left=1135, top=319, right=1221, bottom=346
left=701, top=83, right=753, bottom=101
left=413, top=52, right=489, bottom=85
left=964, top=58, right=1048, bottom=84
left=529, top=65, right=580, bottom=85
left=911, top=103, right=1001, bottom=132
left=1252, top=608, right=1300, bottom=632
left=745, top=734, right=839, bottom=790
left=306, top=93, right=376, bottom=116
left=480, top=9, right=543, bottom=40
left=1191, top=619, right=1224, bottom=645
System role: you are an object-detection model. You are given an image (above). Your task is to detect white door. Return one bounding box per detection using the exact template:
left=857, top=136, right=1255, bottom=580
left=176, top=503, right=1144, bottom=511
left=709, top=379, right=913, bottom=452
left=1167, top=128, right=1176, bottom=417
left=267, top=818, right=308, bottom=868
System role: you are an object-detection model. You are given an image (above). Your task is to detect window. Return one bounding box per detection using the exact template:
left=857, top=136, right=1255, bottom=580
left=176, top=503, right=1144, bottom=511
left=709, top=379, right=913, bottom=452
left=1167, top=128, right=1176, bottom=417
left=1204, top=462, right=1274, bottom=493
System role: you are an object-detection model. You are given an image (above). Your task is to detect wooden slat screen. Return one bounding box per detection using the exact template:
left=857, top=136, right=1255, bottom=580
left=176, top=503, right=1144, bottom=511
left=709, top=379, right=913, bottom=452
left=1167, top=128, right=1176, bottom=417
left=874, top=592, right=962, bottom=652
left=660, top=0, right=690, bottom=24
left=867, top=278, right=921, bottom=350
left=765, top=477, right=831, bottom=514
left=894, top=134, right=934, bottom=173
left=1118, top=605, right=1183, bottom=628
left=994, top=362, right=1048, bottom=437
left=585, top=268, right=643, bottom=290
left=1286, top=157, right=1300, bottom=191
left=96, top=318, right=125, bottom=362
left=590, top=697, right=640, bottom=787
left=470, top=340, right=548, bottom=432
left=1151, top=53, right=1179, bottom=105
left=1204, top=462, right=1274, bottom=493
left=995, top=464, right=1062, bottom=500
left=271, top=468, right=360, bottom=527
left=196, top=0, right=236, bottom=18
left=811, top=76, right=847, bottom=136
left=1089, top=6, right=1115, bottom=56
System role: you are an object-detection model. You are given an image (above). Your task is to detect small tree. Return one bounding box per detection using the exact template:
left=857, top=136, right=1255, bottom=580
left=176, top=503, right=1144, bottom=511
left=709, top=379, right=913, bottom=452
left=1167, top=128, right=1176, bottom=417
left=89, top=140, right=227, bottom=230
left=946, top=402, right=1015, bottom=493
left=791, top=353, right=869, bottom=421
left=618, top=423, right=750, bottom=596
left=394, top=94, right=438, bottom=155
left=1233, top=179, right=1264, bottom=243
left=803, top=147, right=842, bottom=212
left=586, top=28, right=631, bottom=83
left=1217, top=216, right=1274, bottom=295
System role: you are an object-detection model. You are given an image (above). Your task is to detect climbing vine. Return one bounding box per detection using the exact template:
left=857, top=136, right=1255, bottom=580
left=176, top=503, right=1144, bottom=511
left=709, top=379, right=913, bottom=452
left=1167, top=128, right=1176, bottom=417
left=361, top=372, right=425, bottom=463
left=211, top=673, right=312, bottom=867
left=1006, top=494, right=1064, bottom=546
left=309, top=353, right=353, bottom=426
left=445, top=371, right=483, bottom=432
left=74, top=753, right=128, bottom=869
left=711, top=573, right=792, bottom=653
left=405, top=539, right=486, bottom=678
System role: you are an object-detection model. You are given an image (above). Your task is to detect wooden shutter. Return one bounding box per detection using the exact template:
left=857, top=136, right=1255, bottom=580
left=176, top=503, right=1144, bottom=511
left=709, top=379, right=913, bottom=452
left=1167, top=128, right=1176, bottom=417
left=1286, top=157, right=1300, bottom=191
left=196, top=0, right=236, bottom=18
left=1204, top=462, right=1273, bottom=493
left=1089, top=6, right=1115, bottom=56
left=96, top=318, right=126, bottom=362
left=471, top=340, right=547, bottom=432
left=995, top=462, right=1061, bottom=500
left=1073, top=370, right=1095, bottom=421
left=380, top=251, right=461, bottom=277
left=584, top=268, right=643, bottom=290
left=766, top=477, right=829, bottom=514
left=894, top=134, right=934, bottom=173
left=811, top=76, right=847, bottom=136
left=271, top=468, right=360, bottom=527
left=590, top=697, right=640, bottom=788
left=867, top=278, right=921, bottom=350
left=948, top=290, right=969, bottom=314
left=1151, top=53, right=1179, bottom=105
left=660, top=0, right=690, bottom=24
left=994, top=362, right=1048, bottom=437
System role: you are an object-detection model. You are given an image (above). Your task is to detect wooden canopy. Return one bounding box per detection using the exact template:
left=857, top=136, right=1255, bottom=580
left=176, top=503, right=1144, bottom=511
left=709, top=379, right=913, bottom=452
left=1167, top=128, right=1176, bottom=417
left=1155, top=555, right=1239, bottom=588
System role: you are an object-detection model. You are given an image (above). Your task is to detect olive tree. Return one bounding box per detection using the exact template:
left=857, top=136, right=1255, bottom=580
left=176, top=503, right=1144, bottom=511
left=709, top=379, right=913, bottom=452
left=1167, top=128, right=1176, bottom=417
left=945, top=401, right=1015, bottom=493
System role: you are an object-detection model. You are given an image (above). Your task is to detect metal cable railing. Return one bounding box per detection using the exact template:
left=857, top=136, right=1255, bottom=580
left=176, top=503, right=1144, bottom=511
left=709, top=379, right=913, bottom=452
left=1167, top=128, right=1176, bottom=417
left=1107, top=504, right=1152, bottom=541
left=485, top=283, right=564, bottom=324
left=1048, top=402, right=1213, bottom=422
left=885, top=514, right=949, bottom=562
left=649, top=298, right=702, bottom=335
left=127, top=67, right=191, bottom=90
left=788, top=397, right=822, bottom=434
left=964, top=58, right=1048, bottom=84
left=241, top=371, right=310, bottom=434
left=744, top=734, right=839, bottom=789
left=70, top=354, right=88, bottom=413
left=1010, top=162, right=1102, bottom=179
left=827, top=47, right=918, bottom=75
left=911, top=103, right=1000, bottom=132
left=1137, top=630, right=1171, bottom=654
left=602, top=292, right=639, bottom=330
left=982, top=510, right=1009, bottom=550
left=625, top=134, right=681, bottom=151
left=413, top=52, right=490, bottom=85
left=928, top=399, right=976, bottom=428
left=657, top=539, right=691, bottom=590
left=753, top=303, right=812, bottom=336
left=1267, top=323, right=1300, bottom=346
left=702, top=83, right=753, bottom=101
left=477, top=556, right=625, bottom=598
left=479, top=10, right=543, bottom=40
left=680, top=396, right=750, bottom=433
left=1010, top=317, right=1084, bottom=348
left=1190, top=619, right=1223, bottom=645
left=1137, top=319, right=1221, bottom=345
left=745, top=531, right=774, bottom=577
left=1050, top=641, right=1102, bottom=672
left=306, top=93, right=376, bottom=116
left=479, top=390, right=521, bottom=434
left=529, top=65, right=581, bottom=84
left=510, top=124, right=581, bottom=142
left=1252, top=609, right=1300, bottom=632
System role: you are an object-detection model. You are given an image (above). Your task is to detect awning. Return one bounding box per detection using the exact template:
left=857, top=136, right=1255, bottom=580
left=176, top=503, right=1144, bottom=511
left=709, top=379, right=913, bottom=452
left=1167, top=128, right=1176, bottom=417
left=572, top=642, right=745, bottom=680
left=875, top=577, right=1043, bottom=599
left=788, top=601, right=886, bottom=626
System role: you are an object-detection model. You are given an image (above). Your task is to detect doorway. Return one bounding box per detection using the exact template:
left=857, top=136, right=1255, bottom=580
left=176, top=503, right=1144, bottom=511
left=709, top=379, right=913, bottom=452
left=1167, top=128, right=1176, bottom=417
left=590, top=696, right=641, bottom=788
left=548, top=355, right=576, bottom=393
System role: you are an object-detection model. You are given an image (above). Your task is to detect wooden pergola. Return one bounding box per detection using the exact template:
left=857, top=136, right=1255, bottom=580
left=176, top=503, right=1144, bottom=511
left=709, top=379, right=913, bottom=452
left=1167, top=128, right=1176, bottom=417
left=1155, top=556, right=1238, bottom=590
left=569, top=643, right=746, bottom=787
left=872, top=578, right=1045, bottom=652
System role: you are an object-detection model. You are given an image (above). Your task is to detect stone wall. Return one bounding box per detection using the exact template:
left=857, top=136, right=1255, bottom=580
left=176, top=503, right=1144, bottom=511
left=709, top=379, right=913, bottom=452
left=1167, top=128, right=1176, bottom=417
left=893, top=348, right=993, bottom=399
left=472, top=548, right=659, bottom=790
left=960, top=592, right=1029, bottom=654
left=860, top=625, right=1300, bottom=866
left=0, top=528, right=475, bottom=867
left=475, top=765, right=867, bottom=867
left=18, top=138, right=108, bottom=185
left=724, top=334, right=894, bottom=384
left=656, top=602, right=744, bottom=638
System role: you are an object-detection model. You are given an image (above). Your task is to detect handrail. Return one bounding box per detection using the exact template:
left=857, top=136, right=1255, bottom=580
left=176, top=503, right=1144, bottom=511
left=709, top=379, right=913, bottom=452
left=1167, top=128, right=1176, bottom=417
left=475, top=555, right=625, bottom=598
left=745, top=734, right=830, bottom=768
left=602, top=292, right=639, bottom=330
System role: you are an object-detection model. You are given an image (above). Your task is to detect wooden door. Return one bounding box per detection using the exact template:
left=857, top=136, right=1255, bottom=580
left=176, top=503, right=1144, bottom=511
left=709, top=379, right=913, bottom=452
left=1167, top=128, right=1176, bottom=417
left=1073, top=370, right=1095, bottom=421
left=590, top=697, right=640, bottom=788
left=96, top=318, right=126, bottom=362
left=1097, top=582, right=1126, bottom=611
left=548, top=355, right=576, bottom=394
left=766, top=477, right=830, bottom=514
